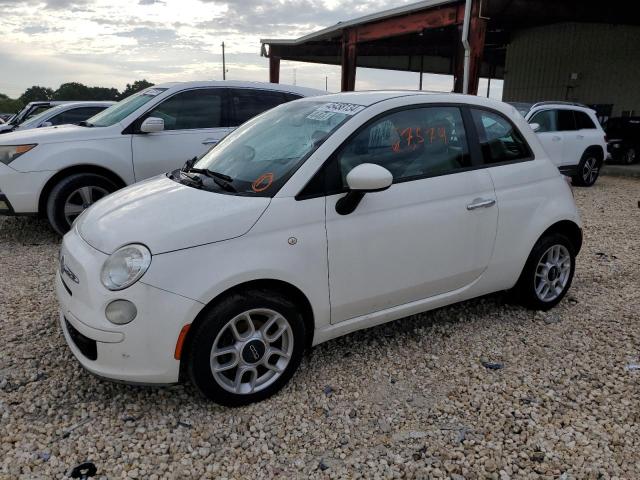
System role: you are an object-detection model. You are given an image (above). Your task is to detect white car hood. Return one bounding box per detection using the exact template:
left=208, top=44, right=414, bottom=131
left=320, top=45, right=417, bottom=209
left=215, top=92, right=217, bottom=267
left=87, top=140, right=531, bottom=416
left=78, top=176, right=271, bottom=254
left=0, top=124, right=109, bottom=144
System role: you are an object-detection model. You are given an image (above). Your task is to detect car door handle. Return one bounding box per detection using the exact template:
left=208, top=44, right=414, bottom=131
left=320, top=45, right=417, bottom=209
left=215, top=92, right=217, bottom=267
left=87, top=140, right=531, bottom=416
left=577, top=134, right=585, bottom=139
left=202, top=138, right=219, bottom=145
left=466, top=198, right=496, bottom=210
left=552, top=136, right=561, bottom=141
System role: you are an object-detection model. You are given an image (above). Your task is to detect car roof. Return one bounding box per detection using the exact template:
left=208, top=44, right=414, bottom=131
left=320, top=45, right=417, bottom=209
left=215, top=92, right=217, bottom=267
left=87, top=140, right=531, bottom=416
left=154, top=80, right=326, bottom=97
left=294, top=90, right=516, bottom=111
left=49, top=101, right=116, bottom=109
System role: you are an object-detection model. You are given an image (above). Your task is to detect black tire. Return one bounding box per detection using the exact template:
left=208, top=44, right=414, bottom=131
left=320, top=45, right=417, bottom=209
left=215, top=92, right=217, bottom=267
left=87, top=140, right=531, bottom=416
left=187, top=289, right=306, bottom=406
left=513, top=233, right=576, bottom=311
left=46, top=173, right=117, bottom=235
left=572, top=150, right=602, bottom=187
left=623, top=147, right=637, bottom=165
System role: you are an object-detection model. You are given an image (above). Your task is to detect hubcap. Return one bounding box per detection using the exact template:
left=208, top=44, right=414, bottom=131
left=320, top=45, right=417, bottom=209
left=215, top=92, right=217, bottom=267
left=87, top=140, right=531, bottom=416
left=534, top=244, right=571, bottom=302
left=210, top=308, right=293, bottom=395
left=582, top=157, right=599, bottom=184
left=63, top=186, right=109, bottom=226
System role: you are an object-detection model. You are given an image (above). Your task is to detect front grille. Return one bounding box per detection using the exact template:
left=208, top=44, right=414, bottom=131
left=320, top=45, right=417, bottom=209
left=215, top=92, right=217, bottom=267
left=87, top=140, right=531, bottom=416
left=65, top=318, right=97, bottom=360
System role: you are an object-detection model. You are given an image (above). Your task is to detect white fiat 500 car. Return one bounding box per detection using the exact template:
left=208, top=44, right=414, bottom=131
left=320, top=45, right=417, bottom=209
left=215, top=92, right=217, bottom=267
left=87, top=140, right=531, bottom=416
left=57, top=92, right=582, bottom=406
left=0, top=81, right=323, bottom=234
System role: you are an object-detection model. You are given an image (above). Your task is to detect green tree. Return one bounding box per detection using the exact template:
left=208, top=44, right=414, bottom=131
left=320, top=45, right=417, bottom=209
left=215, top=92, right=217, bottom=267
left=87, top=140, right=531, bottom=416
left=119, top=79, right=154, bottom=100
left=0, top=93, right=23, bottom=115
left=52, top=82, right=91, bottom=101
left=19, top=86, right=54, bottom=105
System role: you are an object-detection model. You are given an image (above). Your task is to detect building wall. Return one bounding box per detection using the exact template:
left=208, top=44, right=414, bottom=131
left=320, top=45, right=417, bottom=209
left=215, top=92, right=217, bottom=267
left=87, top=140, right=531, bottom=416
left=502, top=22, right=640, bottom=116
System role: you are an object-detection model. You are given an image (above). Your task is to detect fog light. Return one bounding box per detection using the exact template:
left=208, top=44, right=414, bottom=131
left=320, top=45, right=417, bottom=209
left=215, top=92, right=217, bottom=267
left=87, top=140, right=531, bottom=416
left=0, top=200, right=8, bottom=210
left=105, top=300, right=137, bottom=325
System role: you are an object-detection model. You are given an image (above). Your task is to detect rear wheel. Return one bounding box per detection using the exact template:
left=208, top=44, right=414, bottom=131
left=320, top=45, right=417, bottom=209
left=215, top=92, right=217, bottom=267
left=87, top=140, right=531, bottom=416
left=513, top=233, right=576, bottom=311
left=46, top=173, right=116, bottom=235
left=572, top=151, right=601, bottom=187
left=623, top=147, right=637, bottom=165
left=187, top=289, right=306, bottom=406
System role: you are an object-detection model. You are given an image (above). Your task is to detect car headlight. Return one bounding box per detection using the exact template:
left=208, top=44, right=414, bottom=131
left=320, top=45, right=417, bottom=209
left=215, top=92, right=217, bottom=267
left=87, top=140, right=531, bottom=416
left=0, top=144, right=37, bottom=165
left=100, top=244, right=152, bottom=291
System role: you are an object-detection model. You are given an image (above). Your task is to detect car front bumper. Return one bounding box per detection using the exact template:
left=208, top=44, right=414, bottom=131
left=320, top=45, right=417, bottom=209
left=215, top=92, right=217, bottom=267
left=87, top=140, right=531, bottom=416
left=0, top=162, right=52, bottom=214
left=56, top=228, right=204, bottom=384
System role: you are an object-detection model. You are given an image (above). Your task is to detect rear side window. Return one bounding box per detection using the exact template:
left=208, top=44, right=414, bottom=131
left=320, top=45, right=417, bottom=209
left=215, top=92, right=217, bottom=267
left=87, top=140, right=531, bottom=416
left=529, top=110, right=557, bottom=132
left=145, top=88, right=223, bottom=130
left=471, top=109, right=530, bottom=164
left=335, top=106, right=471, bottom=185
left=50, top=107, right=106, bottom=125
left=229, top=89, right=288, bottom=126
left=557, top=110, right=577, bottom=131
left=575, top=111, right=596, bottom=129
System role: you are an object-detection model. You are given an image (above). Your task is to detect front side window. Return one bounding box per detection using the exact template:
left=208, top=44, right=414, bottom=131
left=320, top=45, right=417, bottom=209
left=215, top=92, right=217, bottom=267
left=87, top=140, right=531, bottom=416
left=89, top=88, right=167, bottom=127
left=230, top=89, right=291, bottom=126
left=471, top=109, right=530, bottom=164
left=335, top=106, right=471, bottom=185
left=190, top=100, right=357, bottom=196
left=575, top=111, right=596, bottom=129
left=529, top=110, right=557, bottom=133
left=144, top=88, right=223, bottom=131
left=50, top=107, right=106, bottom=125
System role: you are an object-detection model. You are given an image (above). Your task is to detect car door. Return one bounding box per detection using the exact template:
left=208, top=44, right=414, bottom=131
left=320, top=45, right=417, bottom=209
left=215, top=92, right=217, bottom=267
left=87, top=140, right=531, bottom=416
left=529, top=109, right=563, bottom=166
left=323, top=105, right=498, bottom=323
left=574, top=110, right=600, bottom=149
left=131, top=88, right=234, bottom=180
left=555, top=109, right=582, bottom=167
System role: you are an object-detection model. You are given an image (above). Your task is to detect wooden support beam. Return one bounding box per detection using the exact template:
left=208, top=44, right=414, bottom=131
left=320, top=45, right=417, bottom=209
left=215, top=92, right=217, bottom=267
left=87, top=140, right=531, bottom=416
left=355, top=4, right=465, bottom=42
left=341, top=29, right=357, bottom=91
left=269, top=55, right=281, bottom=84
left=452, top=0, right=486, bottom=94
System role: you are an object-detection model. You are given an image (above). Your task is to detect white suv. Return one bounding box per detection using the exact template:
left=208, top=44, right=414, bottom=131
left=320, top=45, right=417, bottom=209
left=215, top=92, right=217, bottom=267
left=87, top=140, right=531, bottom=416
left=57, top=92, right=582, bottom=406
left=524, top=102, right=607, bottom=187
left=0, top=81, right=324, bottom=233
left=7, top=101, right=114, bottom=132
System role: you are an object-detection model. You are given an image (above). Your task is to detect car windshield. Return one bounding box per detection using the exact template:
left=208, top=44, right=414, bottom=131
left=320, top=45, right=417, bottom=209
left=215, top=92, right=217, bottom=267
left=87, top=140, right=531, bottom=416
left=19, top=105, right=64, bottom=128
left=190, top=100, right=361, bottom=196
left=88, top=88, right=167, bottom=127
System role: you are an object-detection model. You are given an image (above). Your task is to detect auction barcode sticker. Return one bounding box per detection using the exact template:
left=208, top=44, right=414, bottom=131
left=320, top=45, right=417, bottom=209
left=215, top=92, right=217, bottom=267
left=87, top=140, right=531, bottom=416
left=317, top=102, right=365, bottom=115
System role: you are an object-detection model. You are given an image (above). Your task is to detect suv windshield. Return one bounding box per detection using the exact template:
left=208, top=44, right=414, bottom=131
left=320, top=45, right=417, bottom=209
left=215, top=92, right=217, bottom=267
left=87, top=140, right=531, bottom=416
left=88, top=88, right=167, bottom=127
left=188, top=100, right=361, bottom=196
left=19, top=105, right=64, bottom=128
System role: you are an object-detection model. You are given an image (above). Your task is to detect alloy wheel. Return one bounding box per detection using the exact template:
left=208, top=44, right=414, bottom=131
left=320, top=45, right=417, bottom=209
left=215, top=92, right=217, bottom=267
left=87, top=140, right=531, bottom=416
left=63, top=186, right=109, bottom=226
left=624, top=148, right=636, bottom=165
left=210, top=308, right=294, bottom=395
left=582, top=157, right=599, bottom=185
left=534, top=244, right=571, bottom=302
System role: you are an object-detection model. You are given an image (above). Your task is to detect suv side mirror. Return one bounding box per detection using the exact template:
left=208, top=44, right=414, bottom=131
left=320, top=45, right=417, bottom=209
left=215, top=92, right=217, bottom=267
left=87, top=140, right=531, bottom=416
left=40, top=121, right=53, bottom=128
left=529, top=122, right=541, bottom=132
left=140, top=117, right=164, bottom=133
left=336, top=163, right=393, bottom=215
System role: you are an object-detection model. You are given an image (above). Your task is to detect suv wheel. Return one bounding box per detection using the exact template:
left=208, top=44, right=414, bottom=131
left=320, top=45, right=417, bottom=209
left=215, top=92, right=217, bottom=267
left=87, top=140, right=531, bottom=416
left=572, top=152, right=601, bottom=187
left=46, top=173, right=116, bottom=235
left=623, top=147, right=637, bottom=165
left=513, top=233, right=576, bottom=311
left=187, top=289, right=306, bottom=406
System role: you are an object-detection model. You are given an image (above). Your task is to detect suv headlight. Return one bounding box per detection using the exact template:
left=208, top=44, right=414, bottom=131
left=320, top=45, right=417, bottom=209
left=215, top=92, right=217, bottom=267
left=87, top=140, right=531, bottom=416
left=0, top=144, right=37, bottom=165
left=101, top=244, right=152, bottom=291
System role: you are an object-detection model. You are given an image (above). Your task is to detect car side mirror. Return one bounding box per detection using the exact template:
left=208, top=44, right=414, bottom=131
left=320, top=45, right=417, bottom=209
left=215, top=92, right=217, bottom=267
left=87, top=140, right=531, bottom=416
left=336, top=163, right=393, bottom=215
left=40, top=121, right=53, bottom=128
left=529, top=122, right=541, bottom=132
left=140, top=117, right=164, bottom=133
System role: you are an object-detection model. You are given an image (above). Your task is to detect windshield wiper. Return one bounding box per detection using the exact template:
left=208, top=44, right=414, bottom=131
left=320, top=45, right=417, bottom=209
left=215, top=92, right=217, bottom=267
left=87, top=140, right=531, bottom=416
left=181, top=159, right=236, bottom=192
left=77, top=120, right=94, bottom=127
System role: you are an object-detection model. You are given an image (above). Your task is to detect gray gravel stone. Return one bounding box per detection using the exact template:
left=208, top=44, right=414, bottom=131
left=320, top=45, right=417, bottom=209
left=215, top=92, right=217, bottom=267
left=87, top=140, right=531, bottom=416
left=1, top=176, right=640, bottom=478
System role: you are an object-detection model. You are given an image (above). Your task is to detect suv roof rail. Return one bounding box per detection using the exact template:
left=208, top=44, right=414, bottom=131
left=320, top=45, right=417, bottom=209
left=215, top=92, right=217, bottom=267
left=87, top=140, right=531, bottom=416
left=531, top=101, right=590, bottom=109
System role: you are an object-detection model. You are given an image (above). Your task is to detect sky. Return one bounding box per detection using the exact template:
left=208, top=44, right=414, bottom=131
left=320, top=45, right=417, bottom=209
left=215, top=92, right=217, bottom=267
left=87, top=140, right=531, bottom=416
left=0, top=0, right=503, bottom=99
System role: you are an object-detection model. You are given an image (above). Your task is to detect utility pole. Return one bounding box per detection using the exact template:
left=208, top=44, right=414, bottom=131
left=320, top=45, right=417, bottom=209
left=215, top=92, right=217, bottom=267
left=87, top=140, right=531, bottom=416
left=325, top=76, right=328, bottom=91
left=221, top=42, right=226, bottom=80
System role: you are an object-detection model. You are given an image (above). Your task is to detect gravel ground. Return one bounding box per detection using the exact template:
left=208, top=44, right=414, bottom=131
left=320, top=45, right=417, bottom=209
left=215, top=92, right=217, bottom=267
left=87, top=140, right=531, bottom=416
left=1, top=175, right=639, bottom=479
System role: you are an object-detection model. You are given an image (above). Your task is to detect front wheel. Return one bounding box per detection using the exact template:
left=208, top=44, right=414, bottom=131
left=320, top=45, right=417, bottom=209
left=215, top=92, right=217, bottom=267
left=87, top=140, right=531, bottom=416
left=187, top=289, right=306, bottom=406
left=513, top=233, right=576, bottom=311
left=46, top=173, right=116, bottom=235
left=572, top=152, right=601, bottom=187
left=623, top=147, right=637, bottom=165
